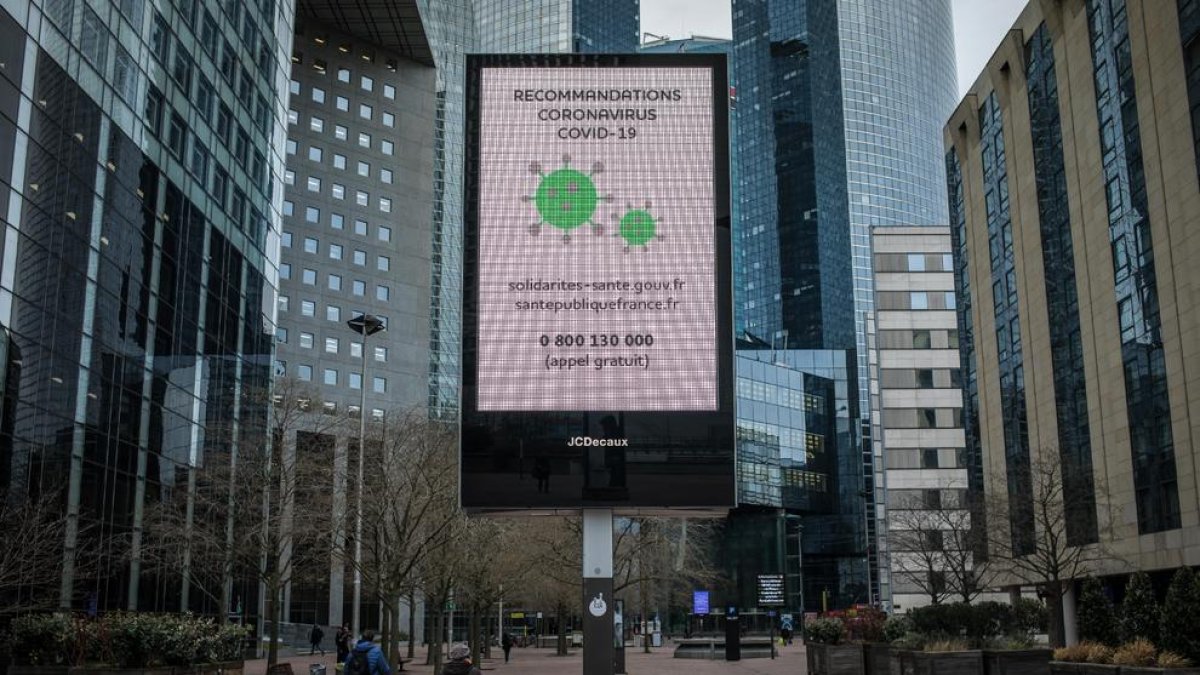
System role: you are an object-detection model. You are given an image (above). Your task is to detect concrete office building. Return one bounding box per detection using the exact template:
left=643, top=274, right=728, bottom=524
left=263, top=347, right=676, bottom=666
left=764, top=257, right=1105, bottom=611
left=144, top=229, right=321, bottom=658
left=275, top=7, right=437, bottom=628
left=871, top=226, right=973, bottom=612
left=947, top=0, right=1200, bottom=637
left=0, top=0, right=292, bottom=613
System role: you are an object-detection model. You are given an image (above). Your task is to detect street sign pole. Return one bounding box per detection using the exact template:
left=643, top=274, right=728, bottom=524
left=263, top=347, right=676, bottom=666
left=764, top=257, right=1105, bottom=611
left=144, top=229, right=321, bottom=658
left=582, top=509, right=614, bottom=675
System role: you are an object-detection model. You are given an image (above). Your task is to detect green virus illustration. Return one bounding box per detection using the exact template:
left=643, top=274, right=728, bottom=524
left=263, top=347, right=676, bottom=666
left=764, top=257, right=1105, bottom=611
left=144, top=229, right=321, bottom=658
left=523, top=156, right=608, bottom=242
left=615, top=202, right=662, bottom=252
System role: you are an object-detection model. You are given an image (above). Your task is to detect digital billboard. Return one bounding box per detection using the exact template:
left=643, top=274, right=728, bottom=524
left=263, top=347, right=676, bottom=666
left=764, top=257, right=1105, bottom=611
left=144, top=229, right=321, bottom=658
left=462, top=54, right=734, bottom=513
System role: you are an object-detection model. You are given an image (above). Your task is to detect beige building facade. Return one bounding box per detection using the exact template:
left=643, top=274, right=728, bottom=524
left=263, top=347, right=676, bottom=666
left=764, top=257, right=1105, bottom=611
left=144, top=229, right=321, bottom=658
left=946, top=0, right=1200, bottom=623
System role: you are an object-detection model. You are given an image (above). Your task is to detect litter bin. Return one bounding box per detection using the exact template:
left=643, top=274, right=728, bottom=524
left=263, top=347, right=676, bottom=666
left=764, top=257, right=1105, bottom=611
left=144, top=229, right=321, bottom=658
left=310, top=664, right=327, bottom=675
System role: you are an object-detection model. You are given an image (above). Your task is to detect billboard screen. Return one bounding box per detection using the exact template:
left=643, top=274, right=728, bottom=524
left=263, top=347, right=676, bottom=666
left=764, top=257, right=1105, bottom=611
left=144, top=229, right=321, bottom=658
left=462, top=54, right=734, bottom=513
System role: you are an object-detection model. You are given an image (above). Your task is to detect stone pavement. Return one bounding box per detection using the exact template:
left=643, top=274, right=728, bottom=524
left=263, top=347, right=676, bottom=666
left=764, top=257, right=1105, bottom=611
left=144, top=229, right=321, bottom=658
left=245, top=641, right=808, bottom=675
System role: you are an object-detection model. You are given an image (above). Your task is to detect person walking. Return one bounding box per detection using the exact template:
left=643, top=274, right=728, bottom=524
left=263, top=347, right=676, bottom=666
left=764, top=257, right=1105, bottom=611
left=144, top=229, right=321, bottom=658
left=440, top=644, right=481, bottom=675
left=309, top=623, right=325, bottom=656
left=345, top=631, right=391, bottom=675
left=501, top=633, right=513, bottom=663
left=335, top=624, right=352, bottom=663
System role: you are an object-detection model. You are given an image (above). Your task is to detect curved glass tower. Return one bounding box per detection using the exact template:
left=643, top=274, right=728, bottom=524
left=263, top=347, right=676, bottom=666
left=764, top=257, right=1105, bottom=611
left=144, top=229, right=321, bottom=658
left=731, top=0, right=956, bottom=608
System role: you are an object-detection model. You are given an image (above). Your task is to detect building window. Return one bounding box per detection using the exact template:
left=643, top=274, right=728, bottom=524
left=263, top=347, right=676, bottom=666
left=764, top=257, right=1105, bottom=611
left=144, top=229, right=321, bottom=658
left=337, top=67, right=351, bottom=83
left=336, top=96, right=349, bottom=112
left=360, top=103, right=373, bottom=120
left=284, top=170, right=295, bottom=185
left=378, top=226, right=391, bottom=242
left=288, top=109, right=299, bottom=125
left=381, top=139, right=394, bottom=155
left=357, top=161, right=370, bottom=177
left=325, top=337, right=339, bottom=353
left=332, top=184, right=345, bottom=200
left=301, top=301, right=315, bottom=317
left=380, top=169, right=393, bottom=184
left=356, top=191, right=369, bottom=206
left=326, top=305, right=341, bottom=321
left=329, top=274, right=342, bottom=291
left=282, top=231, right=293, bottom=247
left=308, top=146, right=323, bottom=162
left=353, top=250, right=366, bottom=265
left=352, top=280, right=365, bottom=296
left=379, top=197, right=391, bottom=213
left=304, top=237, right=318, bottom=253
left=333, top=154, right=347, bottom=170
left=376, top=285, right=389, bottom=301
left=279, top=263, right=291, bottom=279
left=275, top=327, right=288, bottom=343
left=298, top=365, right=313, bottom=381
left=312, top=86, right=325, bottom=103
left=324, top=368, right=338, bottom=386
left=373, top=377, right=386, bottom=393
left=359, top=132, right=371, bottom=147
left=910, top=292, right=928, bottom=310
left=331, top=213, right=344, bottom=230
left=330, top=244, right=343, bottom=260
left=335, top=125, right=348, bottom=140
left=384, top=83, right=395, bottom=99
left=382, top=111, right=394, bottom=127
left=377, top=256, right=390, bottom=272
left=307, top=176, right=322, bottom=192
left=907, top=254, right=926, bottom=271
left=299, top=332, right=314, bottom=348
left=354, top=219, right=368, bottom=236
left=302, top=269, right=316, bottom=285
left=361, top=75, right=373, bottom=91
left=375, top=346, right=387, bottom=362
left=310, top=116, right=324, bottom=132
left=305, top=207, right=320, bottom=223
left=278, top=295, right=289, bottom=312
left=349, top=372, right=362, bottom=389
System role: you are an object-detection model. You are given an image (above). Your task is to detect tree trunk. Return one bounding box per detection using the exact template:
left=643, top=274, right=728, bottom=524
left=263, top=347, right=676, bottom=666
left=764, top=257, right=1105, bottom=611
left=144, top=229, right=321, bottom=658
left=407, top=589, right=417, bottom=660
left=1046, top=581, right=1066, bottom=648
left=430, top=610, right=443, bottom=672
left=390, top=602, right=403, bottom=670
left=381, top=599, right=393, bottom=664
left=266, top=577, right=280, bottom=666
left=641, top=575, right=651, bottom=653
left=556, top=603, right=568, bottom=656
left=469, top=606, right=481, bottom=664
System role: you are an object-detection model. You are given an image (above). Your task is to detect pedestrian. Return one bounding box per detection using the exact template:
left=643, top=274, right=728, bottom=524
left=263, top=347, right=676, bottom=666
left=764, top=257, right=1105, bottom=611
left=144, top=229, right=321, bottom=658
left=310, top=623, right=325, bottom=656
left=501, top=632, right=513, bottom=663
left=336, top=624, right=352, bottom=663
left=440, top=643, right=481, bottom=675
left=345, top=630, right=391, bottom=675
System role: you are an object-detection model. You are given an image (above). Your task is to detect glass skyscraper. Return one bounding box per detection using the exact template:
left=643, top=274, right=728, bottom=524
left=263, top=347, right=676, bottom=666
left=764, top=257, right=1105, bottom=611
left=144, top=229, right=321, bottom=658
left=731, top=0, right=956, bottom=605
left=420, top=0, right=639, bottom=420
left=0, top=0, right=292, bottom=613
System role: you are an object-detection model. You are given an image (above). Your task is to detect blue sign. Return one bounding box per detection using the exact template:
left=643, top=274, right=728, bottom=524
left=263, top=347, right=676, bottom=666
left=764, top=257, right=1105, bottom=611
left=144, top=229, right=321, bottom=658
left=693, top=590, right=710, bottom=615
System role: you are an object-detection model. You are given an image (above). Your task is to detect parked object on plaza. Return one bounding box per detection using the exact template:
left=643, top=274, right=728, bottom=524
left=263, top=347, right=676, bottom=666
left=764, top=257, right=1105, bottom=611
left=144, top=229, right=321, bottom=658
left=438, top=644, right=480, bottom=675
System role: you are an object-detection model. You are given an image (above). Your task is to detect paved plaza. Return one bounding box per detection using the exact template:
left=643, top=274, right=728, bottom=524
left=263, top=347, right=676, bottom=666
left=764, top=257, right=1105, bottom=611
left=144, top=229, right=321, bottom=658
left=246, top=642, right=808, bottom=675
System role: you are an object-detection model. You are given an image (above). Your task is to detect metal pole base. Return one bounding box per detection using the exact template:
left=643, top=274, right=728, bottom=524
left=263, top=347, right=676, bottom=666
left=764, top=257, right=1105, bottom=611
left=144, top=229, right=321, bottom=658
left=582, top=509, right=614, bottom=675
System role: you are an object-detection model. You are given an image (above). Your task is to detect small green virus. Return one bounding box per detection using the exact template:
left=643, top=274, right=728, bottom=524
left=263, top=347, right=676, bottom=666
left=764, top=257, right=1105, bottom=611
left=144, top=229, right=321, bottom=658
left=615, top=202, right=662, bottom=251
left=524, top=156, right=606, bottom=242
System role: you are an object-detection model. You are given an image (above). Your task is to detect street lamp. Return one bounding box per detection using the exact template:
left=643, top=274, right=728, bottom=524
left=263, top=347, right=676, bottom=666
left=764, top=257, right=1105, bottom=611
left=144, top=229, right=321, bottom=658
left=346, top=313, right=385, bottom=639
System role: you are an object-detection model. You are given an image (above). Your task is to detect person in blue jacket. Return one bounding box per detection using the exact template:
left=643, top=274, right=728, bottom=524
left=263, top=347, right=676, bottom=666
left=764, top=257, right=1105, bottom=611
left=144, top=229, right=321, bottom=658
left=344, top=631, right=391, bottom=675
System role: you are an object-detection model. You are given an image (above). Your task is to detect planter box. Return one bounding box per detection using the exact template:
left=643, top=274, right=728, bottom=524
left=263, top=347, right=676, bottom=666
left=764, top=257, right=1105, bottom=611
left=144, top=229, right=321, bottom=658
left=807, top=642, right=867, bottom=675
left=983, top=649, right=1051, bottom=675
left=1048, top=663, right=1122, bottom=675
left=1122, top=668, right=1200, bottom=675
left=863, top=643, right=893, bottom=675
left=896, top=650, right=983, bottom=675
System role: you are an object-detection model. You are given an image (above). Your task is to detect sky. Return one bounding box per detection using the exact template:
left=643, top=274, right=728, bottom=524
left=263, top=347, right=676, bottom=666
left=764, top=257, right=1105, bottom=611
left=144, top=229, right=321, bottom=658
left=639, top=0, right=1029, bottom=97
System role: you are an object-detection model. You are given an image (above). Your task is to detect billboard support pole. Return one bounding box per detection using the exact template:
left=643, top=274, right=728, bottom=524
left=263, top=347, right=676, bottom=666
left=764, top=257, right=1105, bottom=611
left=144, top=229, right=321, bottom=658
left=582, top=509, right=614, bottom=675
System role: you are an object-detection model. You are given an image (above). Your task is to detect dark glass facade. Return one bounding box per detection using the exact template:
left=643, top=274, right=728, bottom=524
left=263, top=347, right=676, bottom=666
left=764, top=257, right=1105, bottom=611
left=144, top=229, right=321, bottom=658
left=0, top=0, right=289, bottom=614
left=1024, top=24, right=1098, bottom=546
left=734, top=348, right=864, bottom=611
left=1178, top=0, right=1200, bottom=185
left=978, top=92, right=1035, bottom=556
left=945, top=150, right=987, bottom=559
left=1087, top=0, right=1180, bottom=533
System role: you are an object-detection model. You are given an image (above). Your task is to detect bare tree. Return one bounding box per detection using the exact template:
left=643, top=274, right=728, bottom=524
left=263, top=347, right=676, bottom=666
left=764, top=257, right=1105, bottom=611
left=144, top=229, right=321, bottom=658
left=341, top=409, right=459, bottom=669
left=984, top=451, right=1116, bottom=647
left=889, top=491, right=996, bottom=606
left=140, top=377, right=343, bottom=665
left=0, top=490, right=74, bottom=614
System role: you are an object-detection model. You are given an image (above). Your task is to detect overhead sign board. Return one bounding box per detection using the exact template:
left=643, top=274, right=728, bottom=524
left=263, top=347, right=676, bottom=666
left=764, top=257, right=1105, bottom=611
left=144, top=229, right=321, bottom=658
left=461, top=53, right=734, bottom=513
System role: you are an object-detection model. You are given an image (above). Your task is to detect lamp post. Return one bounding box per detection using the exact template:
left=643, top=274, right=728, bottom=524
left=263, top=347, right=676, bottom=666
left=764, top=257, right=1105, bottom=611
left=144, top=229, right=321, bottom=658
left=346, top=313, right=386, bottom=638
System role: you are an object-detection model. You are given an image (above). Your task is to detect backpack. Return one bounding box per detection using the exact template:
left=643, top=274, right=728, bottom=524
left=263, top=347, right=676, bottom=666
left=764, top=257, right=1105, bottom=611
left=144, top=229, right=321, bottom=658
left=347, top=650, right=371, bottom=675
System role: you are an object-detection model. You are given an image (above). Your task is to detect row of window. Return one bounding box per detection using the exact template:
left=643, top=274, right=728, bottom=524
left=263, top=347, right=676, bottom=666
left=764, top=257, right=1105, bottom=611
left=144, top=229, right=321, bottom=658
left=281, top=233, right=391, bottom=270
left=877, top=291, right=957, bottom=311
left=282, top=217, right=391, bottom=241
left=881, top=407, right=964, bottom=430
left=879, top=368, right=963, bottom=390
left=274, top=396, right=387, bottom=421
left=874, top=252, right=955, bottom=273
left=282, top=362, right=388, bottom=392
left=886, top=447, right=967, bottom=470
left=277, top=297, right=391, bottom=328
left=287, top=134, right=396, bottom=157
left=275, top=328, right=388, bottom=361
left=877, top=329, right=960, bottom=350
left=278, top=265, right=392, bottom=300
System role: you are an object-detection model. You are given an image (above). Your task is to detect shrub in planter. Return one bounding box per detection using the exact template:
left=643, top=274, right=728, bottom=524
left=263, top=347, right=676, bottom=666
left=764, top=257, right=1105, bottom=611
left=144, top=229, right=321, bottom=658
left=1053, top=641, right=1115, bottom=665
left=1160, top=567, right=1200, bottom=662
left=909, top=603, right=958, bottom=638
left=883, top=616, right=914, bottom=643
left=1157, top=651, right=1195, bottom=669
left=1078, top=578, right=1118, bottom=646
left=963, top=602, right=1013, bottom=646
left=846, top=607, right=887, bottom=643
left=892, top=632, right=926, bottom=651
left=1112, top=639, right=1158, bottom=668
left=1121, top=572, right=1159, bottom=645
left=10, top=614, right=76, bottom=666
left=1012, top=598, right=1048, bottom=636
left=806, top=618, right=847, bottom=645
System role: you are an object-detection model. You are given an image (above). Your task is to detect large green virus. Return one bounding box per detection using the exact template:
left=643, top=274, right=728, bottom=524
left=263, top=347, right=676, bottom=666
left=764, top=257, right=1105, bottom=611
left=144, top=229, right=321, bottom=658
left=615, top=203, right=662, bottom=251
left=524, top=157, right=606, bottom=242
